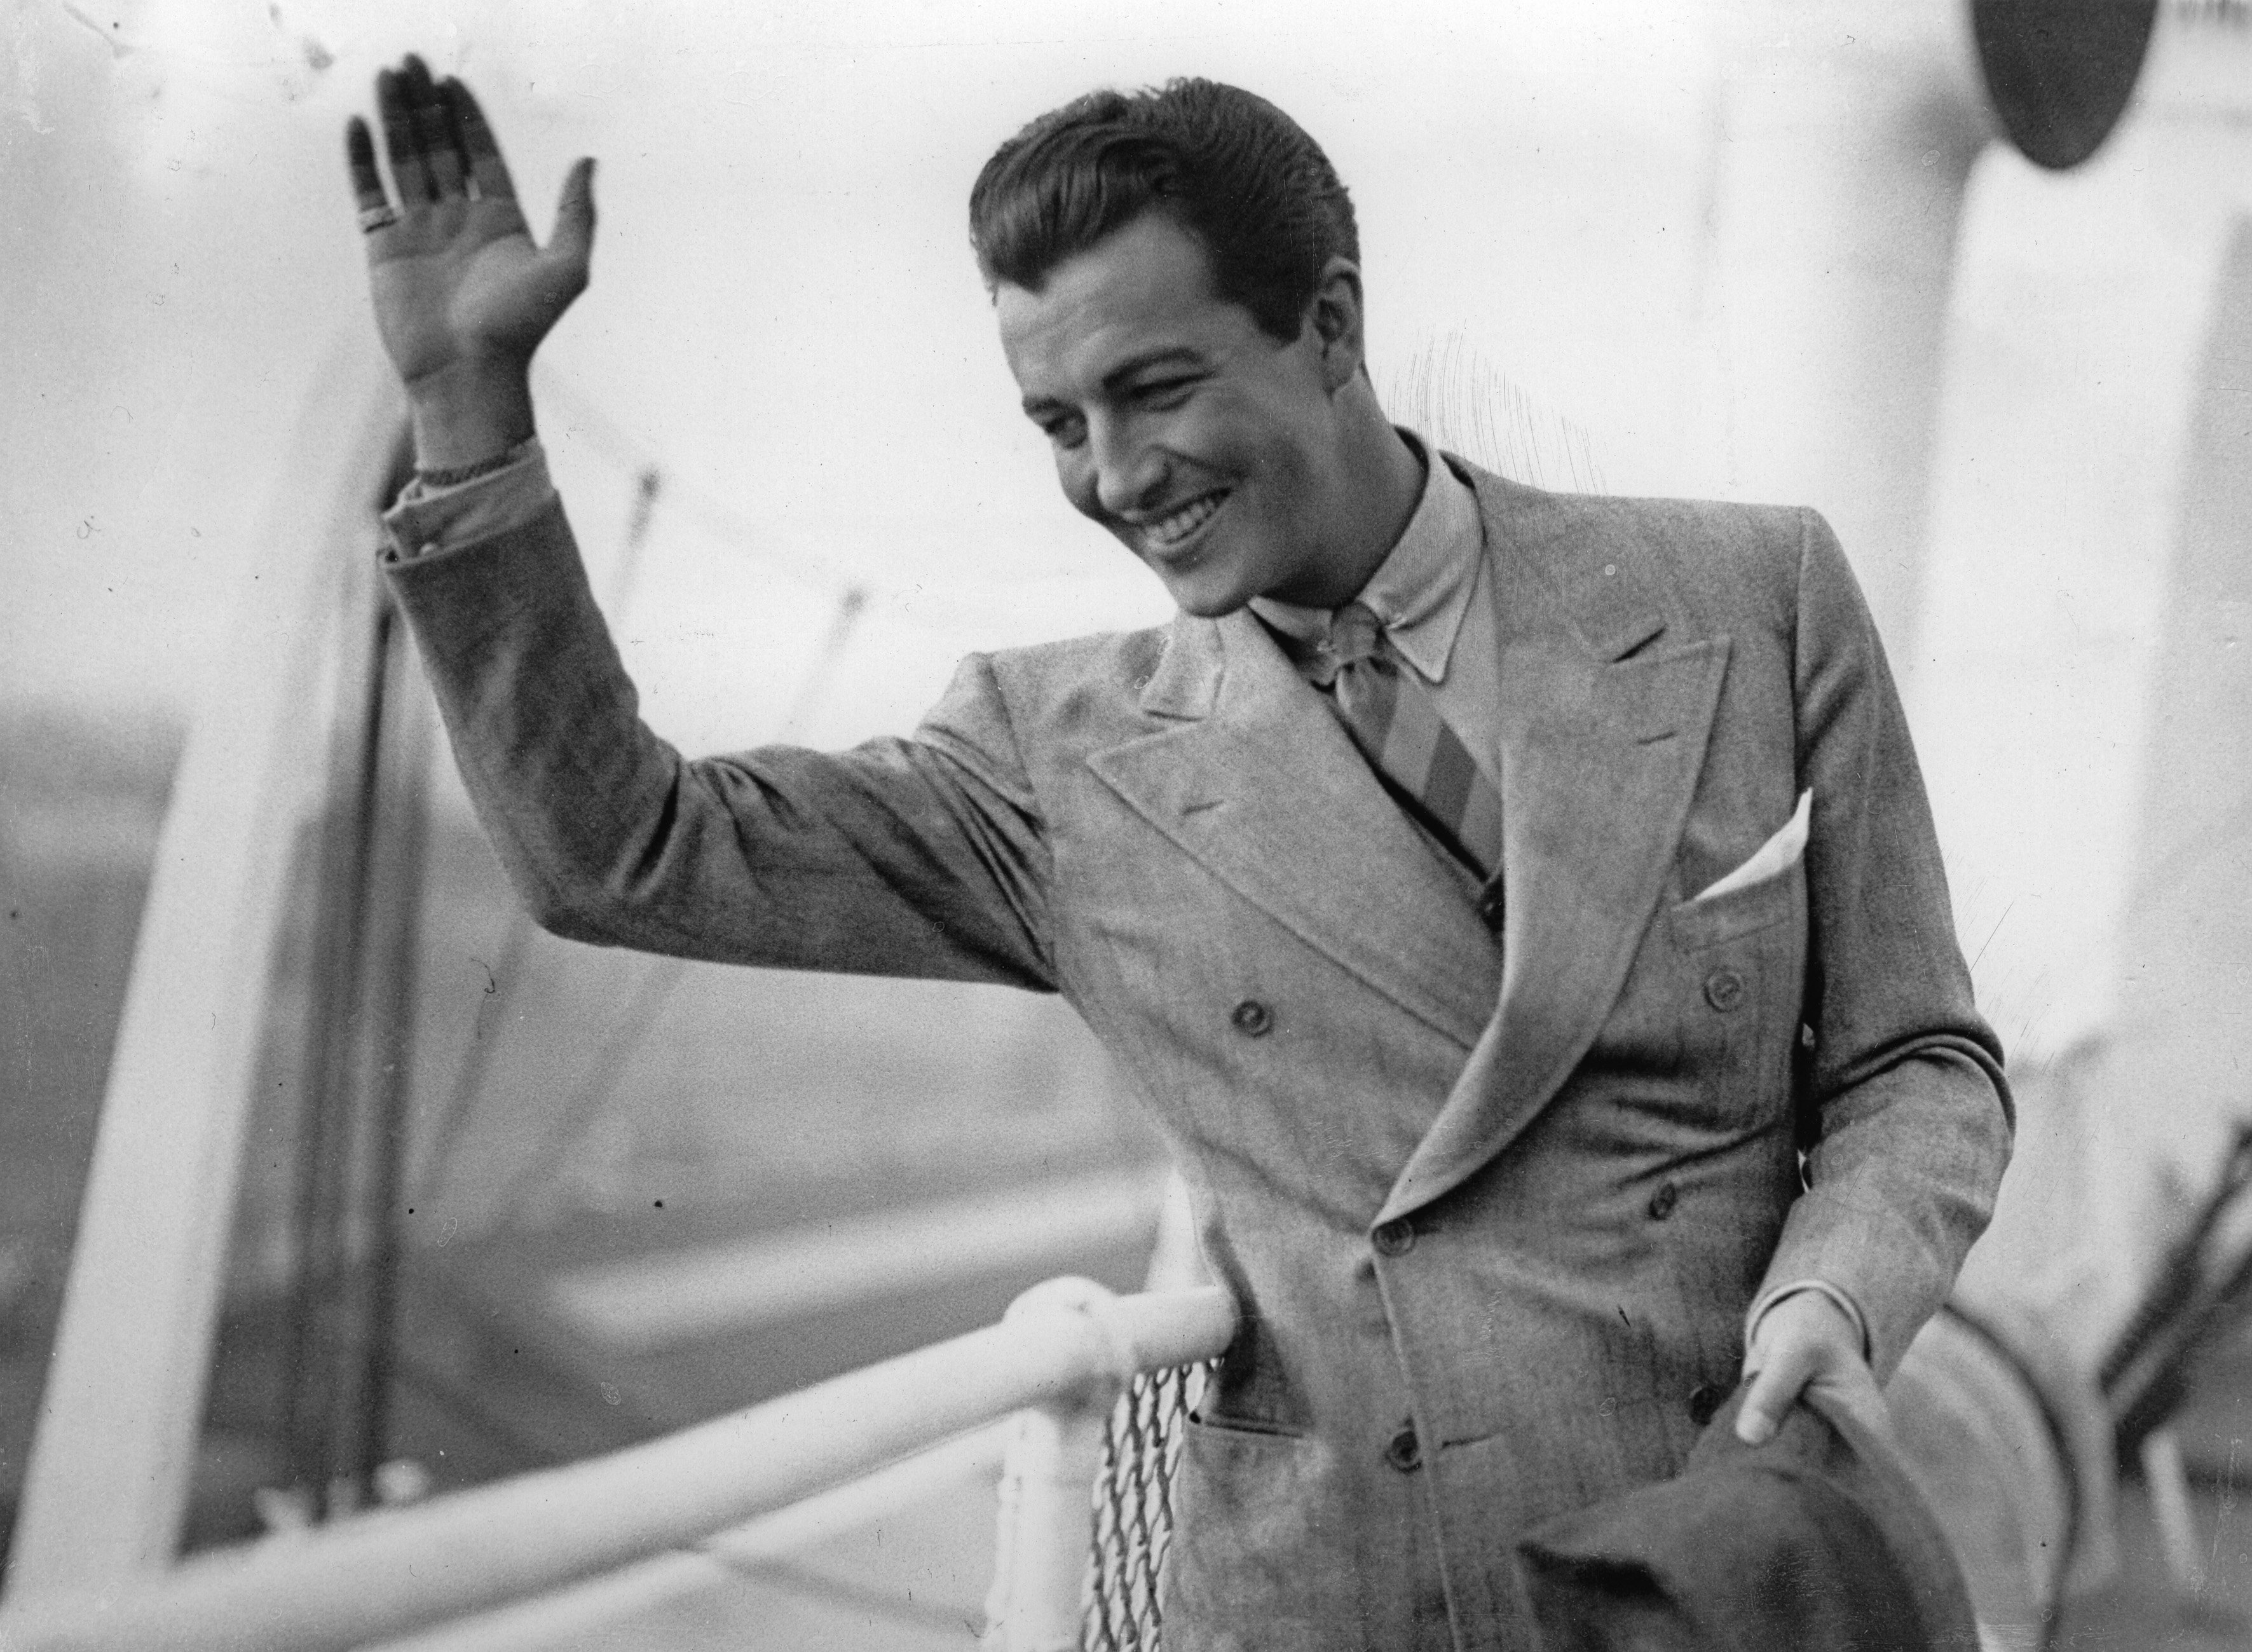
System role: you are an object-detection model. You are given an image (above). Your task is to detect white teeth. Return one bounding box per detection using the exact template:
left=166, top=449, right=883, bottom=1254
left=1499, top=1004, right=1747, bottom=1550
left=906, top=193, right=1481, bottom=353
left=1142, top=493, right=1225, bottom=549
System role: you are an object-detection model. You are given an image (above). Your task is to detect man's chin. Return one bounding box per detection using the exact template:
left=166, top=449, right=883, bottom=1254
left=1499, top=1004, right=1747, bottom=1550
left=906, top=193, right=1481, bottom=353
left=1133, top=537, right=1276, bottom=618
left=1161, top=578, right=1256, bottom=620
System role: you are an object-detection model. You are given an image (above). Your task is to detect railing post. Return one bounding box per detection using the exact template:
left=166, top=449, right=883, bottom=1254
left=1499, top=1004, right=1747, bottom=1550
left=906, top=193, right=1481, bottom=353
left=982, top=1278, right=1136, bottom=1652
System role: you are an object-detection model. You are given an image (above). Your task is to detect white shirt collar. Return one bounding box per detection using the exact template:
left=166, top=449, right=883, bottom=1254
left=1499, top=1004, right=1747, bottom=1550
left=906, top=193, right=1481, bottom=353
left=1249, top=428, right=1485, bottom=685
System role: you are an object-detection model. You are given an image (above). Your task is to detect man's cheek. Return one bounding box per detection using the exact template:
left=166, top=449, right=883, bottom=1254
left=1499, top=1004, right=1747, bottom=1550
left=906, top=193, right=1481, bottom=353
left=1165, top=400, right=1250, bottom=474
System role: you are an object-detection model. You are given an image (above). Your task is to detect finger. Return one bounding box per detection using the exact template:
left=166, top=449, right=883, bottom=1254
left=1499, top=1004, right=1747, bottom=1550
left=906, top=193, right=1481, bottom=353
left=402, top=55, right=463, bottom=200
left=1735, top=1342, right=1817, bottom=1445
left=345, top=117, right=390, bottom=215
left=545, top=157, right=597, bottom=273
left=375, top=65, right=432, bottom=205
left=443, top=78, right=517, bottom=203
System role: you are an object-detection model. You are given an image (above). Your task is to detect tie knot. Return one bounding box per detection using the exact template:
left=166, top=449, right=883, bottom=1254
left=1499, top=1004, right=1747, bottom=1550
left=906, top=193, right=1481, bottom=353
left=1266, top=601, right=1391, bottom=690
left=1328, top=602, right=1384, bottom=666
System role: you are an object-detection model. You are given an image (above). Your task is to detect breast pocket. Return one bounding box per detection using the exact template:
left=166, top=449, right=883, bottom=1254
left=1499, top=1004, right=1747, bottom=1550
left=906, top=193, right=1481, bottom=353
left=1667, top=858, right=1801, bottom=952
left=1631, top=862, right=1808, bottom=1123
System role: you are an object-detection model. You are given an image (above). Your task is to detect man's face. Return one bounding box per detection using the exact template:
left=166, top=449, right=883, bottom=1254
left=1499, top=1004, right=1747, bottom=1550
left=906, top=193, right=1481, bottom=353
left=997, top=213, right=1353, bottom=617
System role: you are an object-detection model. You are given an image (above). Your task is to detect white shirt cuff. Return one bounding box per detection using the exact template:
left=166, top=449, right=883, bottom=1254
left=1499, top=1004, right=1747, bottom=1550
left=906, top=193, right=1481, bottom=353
left=381, top=439, right=556, bottom=561
left=1745, top=1278, right=1870, bottom=1362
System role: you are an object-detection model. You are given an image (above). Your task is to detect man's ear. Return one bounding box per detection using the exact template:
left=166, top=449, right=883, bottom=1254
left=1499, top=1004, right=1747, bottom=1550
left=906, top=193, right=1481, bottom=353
left=1307, top=257, right=1367, bottom=393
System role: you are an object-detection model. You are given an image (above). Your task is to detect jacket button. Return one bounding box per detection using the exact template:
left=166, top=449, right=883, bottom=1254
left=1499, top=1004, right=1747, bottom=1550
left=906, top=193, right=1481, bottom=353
left=1687, top=1382, right=1725, bottom=1426
left=1384, top=1424, right=1422, bottom=1473
left=1703, top=969, right=1746, bottom=1013
left=1474, top=882, right=1506, bottom=933
left=1230, top=999, right=1273, bottom=1037
left=1648, top=1182, right=1678, bottom=1220
left=1373, top=1218, right=1416, bottom=1257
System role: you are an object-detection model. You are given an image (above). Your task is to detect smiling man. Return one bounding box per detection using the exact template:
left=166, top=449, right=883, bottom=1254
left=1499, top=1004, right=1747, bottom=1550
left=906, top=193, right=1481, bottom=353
left=997, top=210, right=1421, bottom=617
left=351, top=62, right=2009, bottom=1652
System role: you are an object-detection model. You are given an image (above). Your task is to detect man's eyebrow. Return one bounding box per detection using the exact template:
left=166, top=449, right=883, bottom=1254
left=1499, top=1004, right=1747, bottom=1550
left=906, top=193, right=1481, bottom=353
left=1102, top=347, right=1204, bottom=390
left=1022, top=344, right=1207, bottom=414
left=1020, top=348, right=1208, bottom=418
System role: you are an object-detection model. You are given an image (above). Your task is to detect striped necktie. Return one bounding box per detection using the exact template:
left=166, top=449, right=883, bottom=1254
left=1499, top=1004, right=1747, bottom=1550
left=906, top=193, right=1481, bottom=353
left=1295, top=602, right=1506, bottom=882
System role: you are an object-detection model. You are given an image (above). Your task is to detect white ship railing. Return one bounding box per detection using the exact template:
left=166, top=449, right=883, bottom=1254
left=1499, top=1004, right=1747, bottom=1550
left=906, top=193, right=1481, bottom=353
left=0, top=1279, right=1232, bottom=1652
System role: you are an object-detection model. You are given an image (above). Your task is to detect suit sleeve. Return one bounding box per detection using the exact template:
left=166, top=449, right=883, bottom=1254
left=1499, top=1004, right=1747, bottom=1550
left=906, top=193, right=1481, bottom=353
left=383, top=495, right=1056, bottom=992
left=1755, top=509, right=2013, bottom=1379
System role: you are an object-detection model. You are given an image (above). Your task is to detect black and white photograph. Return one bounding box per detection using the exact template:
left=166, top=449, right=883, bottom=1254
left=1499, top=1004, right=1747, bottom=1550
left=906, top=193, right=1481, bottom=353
left=2, top=3, right=2248, bottom=1648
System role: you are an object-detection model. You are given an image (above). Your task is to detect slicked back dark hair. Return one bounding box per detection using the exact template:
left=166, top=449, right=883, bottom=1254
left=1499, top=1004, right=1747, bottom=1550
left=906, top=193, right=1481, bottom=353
left=969, top=78, right=1360, bottom=344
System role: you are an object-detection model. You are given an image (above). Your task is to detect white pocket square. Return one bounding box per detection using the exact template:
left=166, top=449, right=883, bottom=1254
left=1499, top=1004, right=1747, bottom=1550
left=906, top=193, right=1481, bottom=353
left=1691, top=790, right=1812, bottom=905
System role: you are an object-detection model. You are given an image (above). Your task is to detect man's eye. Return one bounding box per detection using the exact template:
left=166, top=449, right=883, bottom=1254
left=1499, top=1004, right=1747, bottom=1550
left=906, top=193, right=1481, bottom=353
left=1041, top=418, right=1086, bottom=449
left=1132, top=379, right=1194, bottom=406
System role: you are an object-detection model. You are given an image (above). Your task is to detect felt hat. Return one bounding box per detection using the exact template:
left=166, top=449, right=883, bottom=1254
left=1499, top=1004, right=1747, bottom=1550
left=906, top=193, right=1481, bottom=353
left=1517, top=1387, right=1981, bottom=1651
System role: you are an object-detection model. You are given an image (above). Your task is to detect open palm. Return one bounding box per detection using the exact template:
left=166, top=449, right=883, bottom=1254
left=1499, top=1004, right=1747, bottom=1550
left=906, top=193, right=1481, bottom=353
left=347, top=57, right=594, bottom=393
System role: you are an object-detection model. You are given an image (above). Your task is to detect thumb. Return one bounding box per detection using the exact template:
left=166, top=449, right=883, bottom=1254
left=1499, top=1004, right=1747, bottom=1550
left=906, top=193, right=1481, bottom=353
left=547, top=156, right=597, bottom=274
left=1734, top=1344, right=1813, bottom=1447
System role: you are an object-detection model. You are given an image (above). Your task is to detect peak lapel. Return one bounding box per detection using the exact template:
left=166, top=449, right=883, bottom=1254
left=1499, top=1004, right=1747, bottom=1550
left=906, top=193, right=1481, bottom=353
left=1088, top=611, right=1501, bottom=1049
left=1381, top=475, right=1731, bottom=1222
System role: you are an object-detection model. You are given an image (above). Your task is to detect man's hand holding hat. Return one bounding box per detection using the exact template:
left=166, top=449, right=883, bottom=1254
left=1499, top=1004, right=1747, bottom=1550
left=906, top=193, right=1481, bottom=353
left=1738, top=1287, right=1887, bottom=1447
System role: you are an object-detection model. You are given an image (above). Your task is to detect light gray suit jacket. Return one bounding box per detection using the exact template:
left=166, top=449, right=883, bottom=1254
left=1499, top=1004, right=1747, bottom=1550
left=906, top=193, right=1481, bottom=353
left=385, top=458, right=2010, bottom=1652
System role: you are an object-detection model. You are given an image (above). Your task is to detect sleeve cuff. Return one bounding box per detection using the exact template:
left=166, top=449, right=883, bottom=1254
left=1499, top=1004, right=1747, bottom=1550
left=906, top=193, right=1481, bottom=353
left=382, top=439, right=557, bottom=562
left=1745, top=1278, right=1870, bottom=1362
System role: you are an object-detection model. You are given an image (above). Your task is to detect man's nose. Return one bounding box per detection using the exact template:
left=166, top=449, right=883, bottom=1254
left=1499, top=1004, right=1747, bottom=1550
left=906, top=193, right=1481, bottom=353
left=1089, top=422, right=1166, bottom=518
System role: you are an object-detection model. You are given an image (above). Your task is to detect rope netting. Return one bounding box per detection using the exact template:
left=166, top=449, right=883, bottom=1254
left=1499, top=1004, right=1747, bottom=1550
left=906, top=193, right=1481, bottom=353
left=1084, top=1363, right=1208, bottom=1652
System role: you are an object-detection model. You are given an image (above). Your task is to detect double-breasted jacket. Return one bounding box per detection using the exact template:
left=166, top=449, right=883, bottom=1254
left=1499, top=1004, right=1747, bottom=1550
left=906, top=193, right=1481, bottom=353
left=386, top=457, right=2010, bottom=1651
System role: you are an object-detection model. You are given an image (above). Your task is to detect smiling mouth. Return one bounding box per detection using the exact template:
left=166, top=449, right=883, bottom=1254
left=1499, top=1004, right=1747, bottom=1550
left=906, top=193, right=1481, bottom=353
left=1135, top=489, right=1231, bottom=557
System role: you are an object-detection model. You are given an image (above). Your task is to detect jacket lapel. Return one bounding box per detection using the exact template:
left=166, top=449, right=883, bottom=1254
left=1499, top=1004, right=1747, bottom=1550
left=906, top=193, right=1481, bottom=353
left=1089, top=611, right=1501, bottom=1048
left=1379, top=471, right=1731, bottom=1222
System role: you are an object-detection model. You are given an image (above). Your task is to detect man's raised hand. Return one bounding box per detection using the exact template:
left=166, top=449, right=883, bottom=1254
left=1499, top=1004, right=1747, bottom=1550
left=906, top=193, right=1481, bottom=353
left=345, top=55, right=595, bottom=467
